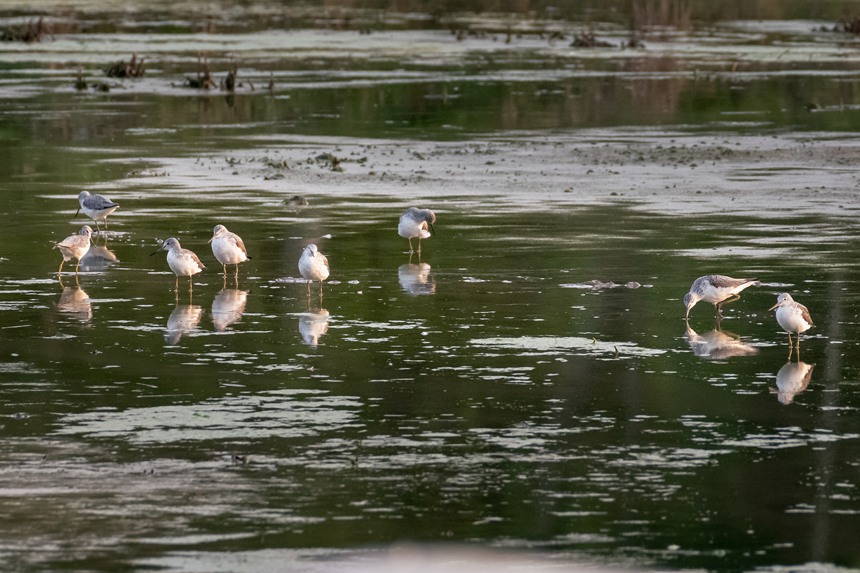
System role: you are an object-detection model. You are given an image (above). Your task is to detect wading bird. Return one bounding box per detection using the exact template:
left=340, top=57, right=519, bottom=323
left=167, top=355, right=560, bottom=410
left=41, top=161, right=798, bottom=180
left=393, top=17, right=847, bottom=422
left=209, top=224, right=250, bottom=279
left=150, top=237, right=205, bottom=290
left=683, top=275, right=759, bottom=319
left=76, top=191, right=119, bottom=233
left=298, top=243, right=329, bottom=297
left=398, top=207, right=436, bottom=254
left=54, top=225, right=93, bottom=275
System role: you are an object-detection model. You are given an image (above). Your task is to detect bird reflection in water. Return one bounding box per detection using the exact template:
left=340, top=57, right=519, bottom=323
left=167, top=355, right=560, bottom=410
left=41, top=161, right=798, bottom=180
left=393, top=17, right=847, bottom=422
left=398, top=260, right=435, bottom=296
left=299, top=307, right=330, bottom=348
left=684, top=322, right=759, bottom=360
left=212, top=289, right=248, bottom=332
left=56, top=278, right=92, bottom=322
left=165, top=303, right=203, bottom=344
left=79, top=242, right=119, bottom=272
left=772, top=361, right=814, bottom=405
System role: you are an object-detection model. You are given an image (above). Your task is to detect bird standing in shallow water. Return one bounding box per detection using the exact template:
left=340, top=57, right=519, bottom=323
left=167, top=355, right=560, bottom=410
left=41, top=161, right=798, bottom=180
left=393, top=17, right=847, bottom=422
left=398, top=207, right=436, bottom=254
left=769, top=293, right=813, bottom=353
left=150, top=237, right=205, bottom=290
left=298, top=243, right=329, bottom=297
left=209, top=224, right=250, bottom=280
left=54, top=225, right=93, bottom=275
left=683, top=274, right=760, bottom=319
left=76, top=191, right=119, bottom=233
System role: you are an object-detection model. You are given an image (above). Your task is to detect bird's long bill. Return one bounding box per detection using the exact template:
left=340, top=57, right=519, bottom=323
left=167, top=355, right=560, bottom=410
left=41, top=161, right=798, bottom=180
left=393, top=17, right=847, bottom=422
left=74, top=207, right=81, bottom=217
left=767, top=303, right=779, bottom=312
left=148, top=246, right=163, bottom=256
left=429, top=222, right=436, bottom=236
left=207, top=236, right=214, bottom=243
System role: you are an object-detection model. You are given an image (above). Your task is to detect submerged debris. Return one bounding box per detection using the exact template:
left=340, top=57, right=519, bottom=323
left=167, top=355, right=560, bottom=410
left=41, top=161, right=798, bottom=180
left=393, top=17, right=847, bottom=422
left=841, top=16, right=860, bottom=34
left=74, top=67, right=111, bottom=92
left=184, top=57, right=216, bottom=89
left=74, top=67, right=87, bottom=91
left=562, top=280, right=644, bottom=290
left=285, top=195, right=309, bottom=207
left=570, top=31, right=614, bottom=48
left=1, top=17, right=50, bottom=43
left=314, top=153, right=343, bottom=172
left=105, top=54, right=145, bottom=78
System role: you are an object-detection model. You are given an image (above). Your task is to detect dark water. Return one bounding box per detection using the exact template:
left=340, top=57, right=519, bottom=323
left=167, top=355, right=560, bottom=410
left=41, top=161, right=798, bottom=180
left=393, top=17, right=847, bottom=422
left=2, top=4, right=860, bottom=572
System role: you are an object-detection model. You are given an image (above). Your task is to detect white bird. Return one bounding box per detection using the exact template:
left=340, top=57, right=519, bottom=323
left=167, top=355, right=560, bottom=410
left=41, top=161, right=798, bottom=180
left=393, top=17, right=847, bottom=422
left=53, top=225, right=93, bottom=275
left=683, top=274, right=760, bottom=319
left=769, top=293, right=814, bottom=348
left=149, top=237, right=206, bottom=290
left=76, top=191, right=119, bottom=233
left=209, top=224, right=251, bottom=279
left=398, top=207, right=436, bottom=254
left=298, top=243, right=330, bottom=296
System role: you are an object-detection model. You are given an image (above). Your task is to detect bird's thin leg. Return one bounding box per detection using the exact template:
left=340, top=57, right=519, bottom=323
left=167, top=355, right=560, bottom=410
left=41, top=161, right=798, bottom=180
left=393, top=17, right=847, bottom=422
left=175, top=276, right=179, bottom=290
left=74, top=261, right=80, bottom=274
left=319, top=280, right=324, bottom=299
left=408, top=238, right=414, bottom=254
left=417, top=238, right=422, bottom=254
left=234, top=264, right=239, bottom=279
left=306, top=281, right=311, bottom=297
left=189, top=276, right=193, bottom=292
left=222, top=263, right=227, bottom=277
left=58, top=260, right=64, bottom=275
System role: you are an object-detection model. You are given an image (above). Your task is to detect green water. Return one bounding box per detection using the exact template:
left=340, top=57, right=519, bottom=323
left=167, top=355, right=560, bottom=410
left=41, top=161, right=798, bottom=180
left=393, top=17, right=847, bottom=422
left=1, top=3, right=860, bottom=572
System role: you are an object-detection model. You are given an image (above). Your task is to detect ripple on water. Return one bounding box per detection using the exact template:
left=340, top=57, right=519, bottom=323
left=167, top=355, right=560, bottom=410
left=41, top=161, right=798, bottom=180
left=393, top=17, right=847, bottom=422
left=470, top=336, right=666, bottom=359
left=54, top=389, right=363, bottom=443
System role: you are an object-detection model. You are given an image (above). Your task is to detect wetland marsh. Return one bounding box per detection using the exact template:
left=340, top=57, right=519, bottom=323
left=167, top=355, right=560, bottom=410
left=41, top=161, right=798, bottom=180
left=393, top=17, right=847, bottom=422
left=1, top=2, right=860, bottom=571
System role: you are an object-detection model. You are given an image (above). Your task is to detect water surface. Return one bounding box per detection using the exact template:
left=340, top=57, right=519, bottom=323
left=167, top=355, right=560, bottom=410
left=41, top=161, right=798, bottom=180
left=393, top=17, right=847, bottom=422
left=1, top=3, right=860, bottom=572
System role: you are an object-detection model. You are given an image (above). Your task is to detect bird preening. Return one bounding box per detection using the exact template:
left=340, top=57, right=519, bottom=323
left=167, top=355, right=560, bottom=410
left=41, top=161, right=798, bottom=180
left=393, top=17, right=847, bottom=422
left=209, top=224, right=251, bottom=283
left=298, top=243, right=330, bottom=297
left=398, top=207, right=436, bottom=255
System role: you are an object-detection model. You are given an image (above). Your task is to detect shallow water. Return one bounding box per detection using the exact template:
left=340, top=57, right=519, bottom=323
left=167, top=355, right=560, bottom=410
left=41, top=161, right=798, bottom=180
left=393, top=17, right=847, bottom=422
left=2, top=3, right=860, bottom=572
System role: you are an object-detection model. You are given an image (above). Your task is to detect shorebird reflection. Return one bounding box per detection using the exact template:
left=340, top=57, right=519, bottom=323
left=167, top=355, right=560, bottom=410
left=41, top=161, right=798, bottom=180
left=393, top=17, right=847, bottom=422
left=212, top=288, right=248, bottom=332
left=299, top=307, right=330, bottom=348
left=57, top=284, right=92, bottom=322
left=684, top=322, right=759, bottom=360
left=772, top=361, right=813, bottom=405
left=79, top=243, right=119, bottom=272
left=165, top=303, right=203, bottom=344
left=398, top=262, right=435, bottom=296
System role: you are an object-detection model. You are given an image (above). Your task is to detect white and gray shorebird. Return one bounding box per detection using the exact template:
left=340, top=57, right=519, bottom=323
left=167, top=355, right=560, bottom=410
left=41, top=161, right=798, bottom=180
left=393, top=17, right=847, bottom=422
left=398, top=207, right=436, bottom=254
left=769, top=293, right=814, bottom=347
left=208, top=224, right=251, bottom=278
left=683, top=274, right=760, bottom=319
left=76, top=191, right=119, bottom=233
left=53, top=225, right=93, bottom=275
left=149, top=237, right=206, bottom=290
left=298, top=243, right=330, bottom=296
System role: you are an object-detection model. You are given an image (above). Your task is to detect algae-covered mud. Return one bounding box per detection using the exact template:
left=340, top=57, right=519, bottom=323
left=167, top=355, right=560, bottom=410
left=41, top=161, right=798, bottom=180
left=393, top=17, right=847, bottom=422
left=1, top=2, right=860, bottom=572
